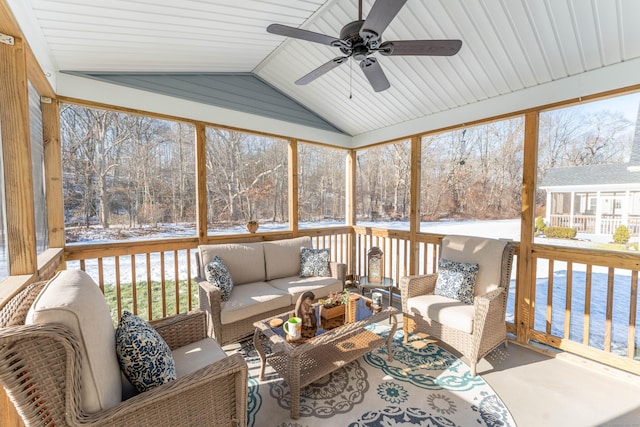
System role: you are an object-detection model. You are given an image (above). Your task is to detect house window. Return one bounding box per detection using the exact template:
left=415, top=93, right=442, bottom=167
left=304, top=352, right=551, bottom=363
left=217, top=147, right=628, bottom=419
left=205, top=128, right=288, bottom=232
left=61, top=103, right=197, bottom=243
left=298, top=143, right=346, bottom=227
left=28, top=81, right=48, bottom=254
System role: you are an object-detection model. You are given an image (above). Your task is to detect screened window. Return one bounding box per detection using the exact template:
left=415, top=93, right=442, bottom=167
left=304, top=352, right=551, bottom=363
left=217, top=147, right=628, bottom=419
left=537, top=92, right=640, bottom=248
left=356, top=140, right=410, bottom=226
left=0, top=123, right=6, bottom=280
left=420, top=117, right=524, bottom=240
left=298, top=143, right=346, bottom=228
left=29, top=81, right=48, bottom=254
left=61, top=104, right=196, bottom=243
left=205, top=128, right=288, bottom=233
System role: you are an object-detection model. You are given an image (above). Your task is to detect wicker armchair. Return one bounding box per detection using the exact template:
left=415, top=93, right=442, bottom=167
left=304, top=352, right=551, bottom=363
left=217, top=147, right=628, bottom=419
left=400, top=235, right=515, bottom=376
left=0, top=277, right=248, bottom=427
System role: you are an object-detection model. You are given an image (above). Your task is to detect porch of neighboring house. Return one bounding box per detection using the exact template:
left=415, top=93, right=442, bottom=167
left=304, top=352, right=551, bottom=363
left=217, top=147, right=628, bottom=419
left=545, top=189, right=640, bottom=236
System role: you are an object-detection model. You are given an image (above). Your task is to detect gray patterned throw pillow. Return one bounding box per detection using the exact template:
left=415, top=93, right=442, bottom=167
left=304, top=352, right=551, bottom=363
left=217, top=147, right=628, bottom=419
left=115, top=311, right=177, bottom=393
left=205, top=255, right=234, bottom=302
left=300, top=248, right=331, bottom=277
left=434, top=258, right=479, bottom=305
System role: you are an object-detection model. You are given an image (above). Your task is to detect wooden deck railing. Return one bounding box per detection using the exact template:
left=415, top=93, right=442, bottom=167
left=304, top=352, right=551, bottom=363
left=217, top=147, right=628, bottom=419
left=529, top=244, right=640, bottom=373
left=64, top=226, right=640, bottom=373
left=64, top=228, right=352, bottom=323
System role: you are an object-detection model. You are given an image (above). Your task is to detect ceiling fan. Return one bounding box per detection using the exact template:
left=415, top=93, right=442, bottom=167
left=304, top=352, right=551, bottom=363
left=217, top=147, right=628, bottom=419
left=267, top=0, right=462, bottom=92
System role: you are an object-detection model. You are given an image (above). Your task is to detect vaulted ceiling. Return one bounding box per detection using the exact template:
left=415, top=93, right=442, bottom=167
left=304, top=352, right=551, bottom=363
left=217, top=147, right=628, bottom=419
left=6, top=0, right=640, bottom=147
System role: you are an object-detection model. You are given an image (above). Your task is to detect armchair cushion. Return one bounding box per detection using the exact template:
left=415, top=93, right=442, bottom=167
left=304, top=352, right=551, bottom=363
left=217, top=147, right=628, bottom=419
left=406, top=294, right=475, bottom=334
left=441, top=235, right=508, bottom=296
left=172, top=338, right=227, bottom=378
left=116, top=311, right=177, bottom=393
left=25, top=270, right=121, bottom=413
left=434, top=258, right=479, bottom=305
left=300, top=248, right=331, bottom=277
left=205, top=256, right=234, bottom=302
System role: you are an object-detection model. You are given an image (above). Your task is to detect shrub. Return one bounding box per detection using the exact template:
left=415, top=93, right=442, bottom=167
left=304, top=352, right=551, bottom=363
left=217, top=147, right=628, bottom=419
left=613, top=225, right=630, bottom=244
left=543, top=226, right=577, bottom=239
left=535, top=216, right=546, bottom=233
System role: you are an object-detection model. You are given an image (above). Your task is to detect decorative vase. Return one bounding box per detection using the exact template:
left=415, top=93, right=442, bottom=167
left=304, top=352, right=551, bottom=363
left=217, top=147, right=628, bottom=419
left=246, top=221, right=259, bottom=233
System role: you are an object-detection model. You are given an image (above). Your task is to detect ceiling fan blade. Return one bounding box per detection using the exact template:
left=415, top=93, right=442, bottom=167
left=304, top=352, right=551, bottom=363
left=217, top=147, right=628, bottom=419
left=296, top=57, right=349, bottom=85
left=359, top=57, right=390, bottom=92
left=267, top=24, right=340, bottom=47
left=360, top=0, right=408, bottom=44
left=379, top=40, right=462, bottom=56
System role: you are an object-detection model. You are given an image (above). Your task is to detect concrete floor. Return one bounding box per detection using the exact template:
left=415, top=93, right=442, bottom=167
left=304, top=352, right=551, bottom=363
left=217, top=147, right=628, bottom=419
left=382, top=292, right=640, bottom=427
left=478, top=341, right=640, bottom=427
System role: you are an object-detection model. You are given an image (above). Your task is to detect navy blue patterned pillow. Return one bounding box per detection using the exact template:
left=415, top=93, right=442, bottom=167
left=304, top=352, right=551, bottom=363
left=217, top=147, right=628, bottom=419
left=115, top=311, right=176, bottom=393
left=300, top=248, right=331, bottom=277
left=434, top=258, right=479, bottom=305
left=205, top=256, right=234, bottom=302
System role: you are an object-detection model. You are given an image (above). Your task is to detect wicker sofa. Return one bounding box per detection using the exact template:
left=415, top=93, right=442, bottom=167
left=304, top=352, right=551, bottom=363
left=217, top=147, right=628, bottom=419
left=0, top=270, right=248, bottom=427
left=197, top=236, right=346, bottom=346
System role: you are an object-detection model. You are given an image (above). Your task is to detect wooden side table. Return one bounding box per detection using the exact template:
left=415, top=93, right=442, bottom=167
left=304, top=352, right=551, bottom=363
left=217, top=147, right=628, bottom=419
left=356, top=276, right=394, bottom=307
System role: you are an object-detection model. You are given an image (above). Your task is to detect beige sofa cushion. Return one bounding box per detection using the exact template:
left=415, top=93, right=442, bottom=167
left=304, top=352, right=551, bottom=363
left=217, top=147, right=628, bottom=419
left=263, top=236, right=312, bottom=280
left=221, top=282, right=291, bottom=324
left=406, top=294, right=475, bottom=334
left=26, top=270, right=121, bottom=413
left=200, top=242, right=266, bottom=285
left=441, top=235, right=508, bottom=296
left=268, top=275, right=343, bottom=303
left=172, top=338, right=227, bottom=378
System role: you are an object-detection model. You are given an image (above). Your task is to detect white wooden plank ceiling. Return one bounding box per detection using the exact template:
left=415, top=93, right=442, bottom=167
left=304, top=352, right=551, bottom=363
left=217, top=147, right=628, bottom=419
left=10, top=0, right=640, bottom=138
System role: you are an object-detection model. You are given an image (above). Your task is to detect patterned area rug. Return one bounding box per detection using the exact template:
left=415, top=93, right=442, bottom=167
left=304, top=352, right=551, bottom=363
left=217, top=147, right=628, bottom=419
left=240, top=324, right=516, bottom=427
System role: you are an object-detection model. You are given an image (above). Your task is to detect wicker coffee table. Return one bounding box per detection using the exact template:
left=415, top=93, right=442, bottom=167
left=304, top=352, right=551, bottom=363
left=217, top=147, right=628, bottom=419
left=253, top=297, right=398, bottom=419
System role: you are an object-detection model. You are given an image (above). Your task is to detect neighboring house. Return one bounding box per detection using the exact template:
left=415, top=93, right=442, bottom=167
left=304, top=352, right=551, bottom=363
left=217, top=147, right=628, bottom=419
left=539, top=107, right=640, bottom=237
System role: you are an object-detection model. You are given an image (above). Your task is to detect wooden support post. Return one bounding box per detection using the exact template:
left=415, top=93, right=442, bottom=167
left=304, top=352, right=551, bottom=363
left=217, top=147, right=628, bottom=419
left=289, top=139, right=298, bottom=236
left=346, top=150, right=357, bottom=276
left=409, top=136, right=421, bottom=275
left=517, top=111, right=539, bottom=344
left=195, top=122, right=207, bottom=244
left=43, top=99, right=65, bottom=249
left=0, top=36, right=36, bottom=276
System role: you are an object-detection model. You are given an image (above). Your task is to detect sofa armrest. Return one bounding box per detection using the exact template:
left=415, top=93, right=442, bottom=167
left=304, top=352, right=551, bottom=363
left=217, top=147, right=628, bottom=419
left=400, top=274, right=437, bottom=312
left=197, top=277, right=224, bottom=341
left=330, top=262, right=346, bottom=284
left=153, top=311, right=208, bottom=350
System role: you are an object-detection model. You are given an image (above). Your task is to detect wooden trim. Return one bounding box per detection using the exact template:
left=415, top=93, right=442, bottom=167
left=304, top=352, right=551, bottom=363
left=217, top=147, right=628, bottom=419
left=408, top=136, right=421, bottom=275
left=43, top=100, right=65, bottom=248
left=195, top=123, right=207, bottom=243
left=289, top=139, right=298, bottom=235
left=0, top=37, right=37, bottom=276
left=516, top=111, right=539, bottom=344
left=532, top=244, right=640, bottom=270
left=529, top=330, right=640, bottom=375
left=354, top=84, right=640, bottom=150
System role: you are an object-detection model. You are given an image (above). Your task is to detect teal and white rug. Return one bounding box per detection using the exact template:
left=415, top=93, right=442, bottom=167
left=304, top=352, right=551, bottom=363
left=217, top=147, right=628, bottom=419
left=243, top=324, right=516, bottom=427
